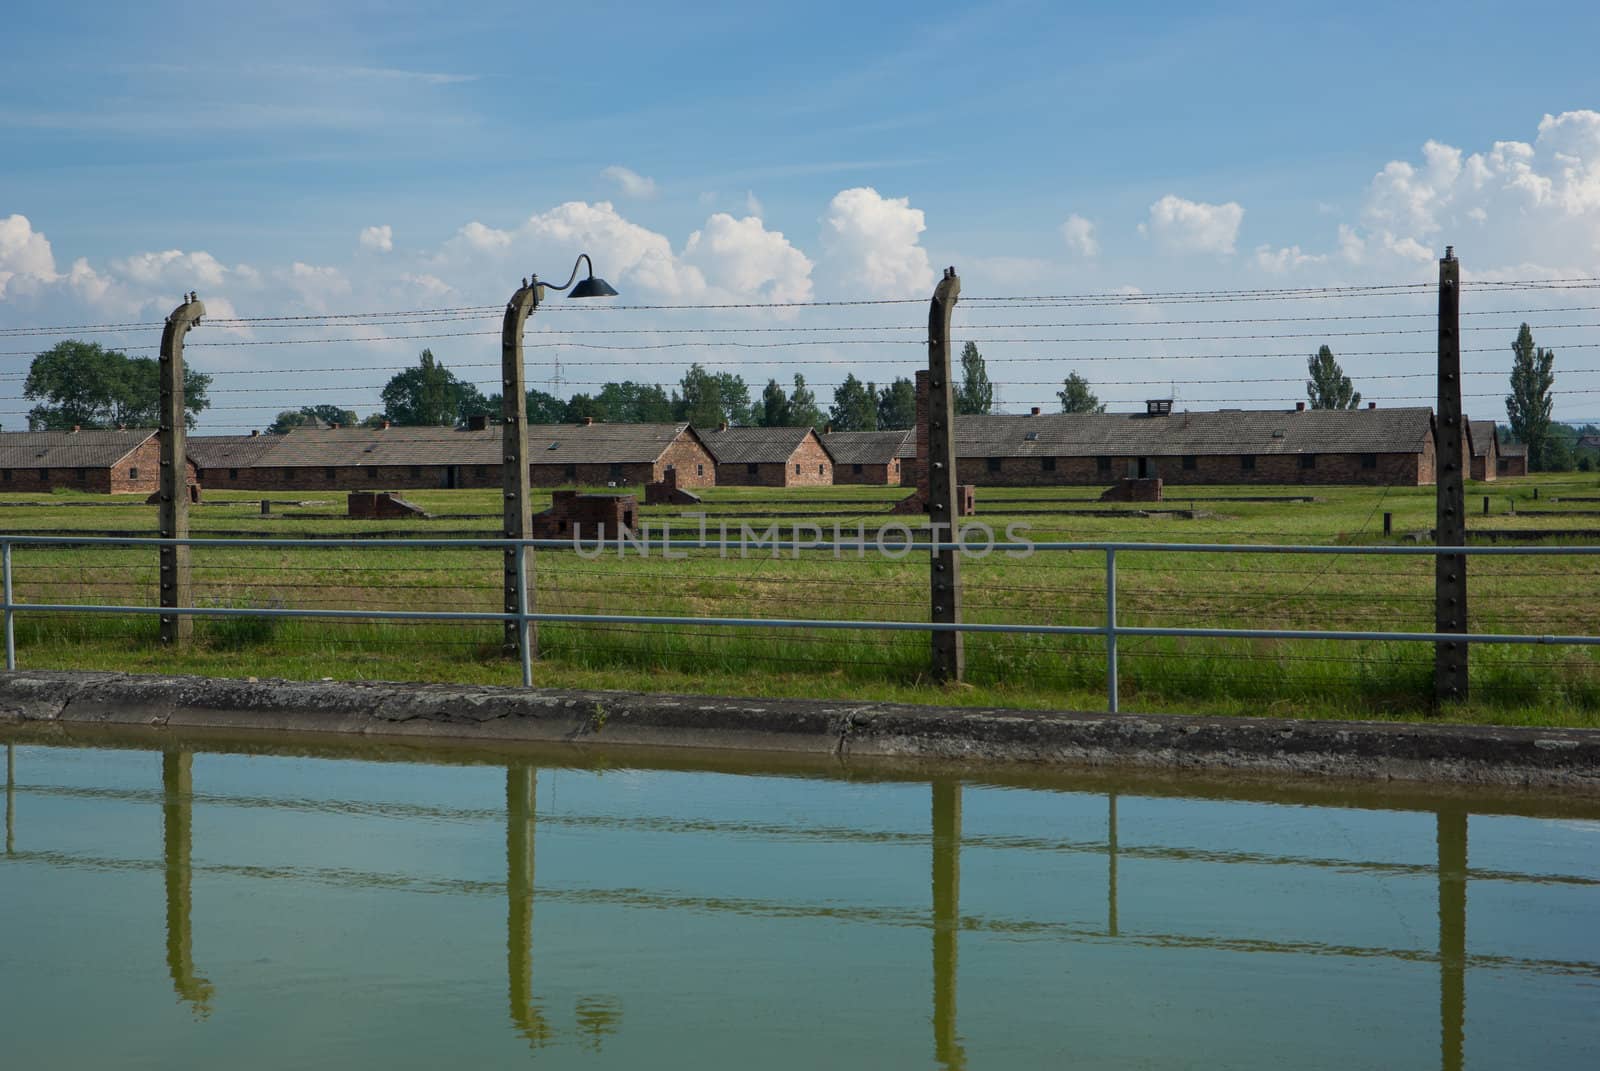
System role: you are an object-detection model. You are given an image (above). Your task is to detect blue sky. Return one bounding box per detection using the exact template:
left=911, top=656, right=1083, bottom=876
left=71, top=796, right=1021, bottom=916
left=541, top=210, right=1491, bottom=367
left=4, top=0, right=1600, bottom=426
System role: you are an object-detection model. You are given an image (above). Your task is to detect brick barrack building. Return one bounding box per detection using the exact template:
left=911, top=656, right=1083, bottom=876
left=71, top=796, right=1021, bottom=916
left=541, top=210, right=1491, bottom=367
left=0, top=428, right=197, bottom=494
left=698, top=424, right=835, bottom=487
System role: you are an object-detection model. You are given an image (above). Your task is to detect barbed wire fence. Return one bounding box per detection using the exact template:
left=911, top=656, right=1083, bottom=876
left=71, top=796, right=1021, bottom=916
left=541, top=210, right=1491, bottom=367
left=1, top=268, right=1599, bottom=713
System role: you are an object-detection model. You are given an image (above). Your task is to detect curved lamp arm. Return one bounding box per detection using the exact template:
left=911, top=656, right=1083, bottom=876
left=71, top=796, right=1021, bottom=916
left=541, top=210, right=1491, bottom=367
left=540, top=254, right=598, bottom=292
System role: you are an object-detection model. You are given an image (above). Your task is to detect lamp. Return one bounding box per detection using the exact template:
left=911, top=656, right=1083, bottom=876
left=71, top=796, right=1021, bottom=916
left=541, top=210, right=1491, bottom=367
left=537, top=253, right=618, bottom=299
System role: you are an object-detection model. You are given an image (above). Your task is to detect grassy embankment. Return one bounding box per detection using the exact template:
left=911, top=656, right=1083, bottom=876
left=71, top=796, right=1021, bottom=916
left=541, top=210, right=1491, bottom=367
left=2, top=474, right=1598, bottom=726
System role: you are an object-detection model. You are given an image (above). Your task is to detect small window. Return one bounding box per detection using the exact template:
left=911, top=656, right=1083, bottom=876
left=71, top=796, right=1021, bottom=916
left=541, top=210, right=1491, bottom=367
left=609, top=463, right=624, bottom=481
left=1240, top=455, right=1256, bottom=471
left=697, top=464, right=704, bottom=476
left=547, top=441, right=560, bottom=450
left=1361, top=453, right=1378, bottom=470
left=476, top=466, right=488, bottom=477
left=563, top=464, right=576, bottom=480
left=853, top=463, right=863, bottom=474
left=39, top=470, right=48, bottom=481
left=228, top=468, right=238, bottom=480
left=325, top=466, right=337, bottom=479
left=76, top=467, right=87, bottom=479
left=1025, top=430, right=1039, bottom=441
left=409, top=466, right=421, bottom=478
left=1298, top=454, right=1316, bottom=470
left=283, top=467, right=294, bottom=479
left=1041, top=456, right=1056, bottom=471
left=1182, top=455, right=1197, bottom=471
left=1096, top=456, right=1112, bottom=473
left=818, top=463, right=825, bottom=475
left=747, top=463, right=759, bottom=476
left=128, top=467, right=138, bottom=480
left=986, top=457, right=1002, bottom=473
left=794, top=463, right=801, bottom=475
left=1, top=470, right=10, bottom=481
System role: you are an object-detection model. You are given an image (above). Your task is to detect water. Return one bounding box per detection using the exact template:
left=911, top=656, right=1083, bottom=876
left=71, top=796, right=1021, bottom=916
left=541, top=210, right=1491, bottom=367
left=2, top=732, right=1598, bottom=1069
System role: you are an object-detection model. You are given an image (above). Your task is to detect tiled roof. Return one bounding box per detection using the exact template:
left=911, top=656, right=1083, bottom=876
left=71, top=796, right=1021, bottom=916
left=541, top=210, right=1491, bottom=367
left=698, top=425, right=828, bottom=464
left=0, top=428, right=155, bottom=469
left=264, top=423, right=696, bottom=468
left=822, top=429, right=913, bottom=465
left=1468, top=420, right=1498, bottom=458
left=187, top=434, right=283, bottom=469
left=949, top=407, right=1435, bottom=458
left=1499, top=441, right=1528, bottom=458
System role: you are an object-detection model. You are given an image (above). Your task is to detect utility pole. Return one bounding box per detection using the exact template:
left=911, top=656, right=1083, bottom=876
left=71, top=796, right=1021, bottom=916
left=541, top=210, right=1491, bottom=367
left=1435, top=248, right=1468, bottom=705
left=159, top=293, right=204, bottom=646
left=502, top=280, right=540, bottom=664
left=927, top=268, right=964, bottom=683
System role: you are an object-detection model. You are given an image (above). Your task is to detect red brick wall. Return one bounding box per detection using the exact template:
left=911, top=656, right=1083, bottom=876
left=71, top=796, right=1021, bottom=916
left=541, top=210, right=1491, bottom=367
left=530, top=461, right=656, bottom=488
left=1, top=437, right=196, bottom=495
left=715, top=461, right=790, bottom=487
left=653, top=433, right=716, bottom=487
left=832, top=459, right=901, bottom=485
left=788, top=434, right=833, bottom=486
left=200, top=463, right=500, bottom=492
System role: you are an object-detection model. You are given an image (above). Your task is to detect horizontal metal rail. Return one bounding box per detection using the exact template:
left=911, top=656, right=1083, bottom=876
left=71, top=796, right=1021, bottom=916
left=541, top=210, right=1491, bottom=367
left=4, top=535, right=1598, bottom=709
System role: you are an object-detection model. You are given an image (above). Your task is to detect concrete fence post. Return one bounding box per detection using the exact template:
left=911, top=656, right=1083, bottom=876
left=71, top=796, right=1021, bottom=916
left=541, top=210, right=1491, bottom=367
left=501, top=280, right=540, bottom=661
left=926, top=268, right=964, bottom=683
left=1434, top=248, right=1468, bottom=705
left=159, top=293, right=204, bottom=646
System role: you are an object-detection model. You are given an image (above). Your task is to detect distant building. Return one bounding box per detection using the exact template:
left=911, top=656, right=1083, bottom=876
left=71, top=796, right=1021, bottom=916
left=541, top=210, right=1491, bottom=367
left=188, top=421, right=716, bottom=492
left=0, top=427, right=196, bottom=495
left=698, top=424, right=834, bottom=487
left=1467, top=420, right=1500, bottom=482
left=1496, top=440, right=1529, bottom=477
left=822, top=429, right=912, bottom=485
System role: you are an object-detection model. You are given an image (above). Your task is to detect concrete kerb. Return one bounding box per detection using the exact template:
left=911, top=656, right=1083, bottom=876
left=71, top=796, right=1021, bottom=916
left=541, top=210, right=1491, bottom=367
left=1, top=671, right=1598, bottom=791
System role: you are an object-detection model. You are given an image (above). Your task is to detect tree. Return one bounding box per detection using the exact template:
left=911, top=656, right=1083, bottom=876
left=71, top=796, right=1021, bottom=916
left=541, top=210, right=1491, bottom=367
left=525, top=389, right=567, bottom=424
left=876, top=377, right=917, bottom=429
left=673, top=363, right=727, bottom=427
left=378, top=349, right=475, bottom=426
left=1305, top=345, right=1361, bottom=409
left=715, top=372, right=755, bottom=426
left=1506, top=323, right=1557, bottom=470
left=268, top=405, right=359, bottom=434
left=786, top=374, right=824, bottom=430
left=25, top=340, right=210, bottom=430
left=1057, top=373, right=1105, bottom=413
left=955, top=341, right=993, bottom=415
left=758, top=378, right=790, bottom=426
left=595, top=381, right=673, bottom=423
left=829, top=374, right=878, bottom=431
left=562, top=392, right=607, bottom=423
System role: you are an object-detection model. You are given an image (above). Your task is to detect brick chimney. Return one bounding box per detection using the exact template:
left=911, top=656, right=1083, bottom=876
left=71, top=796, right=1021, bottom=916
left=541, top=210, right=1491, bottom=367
left=718, top=421, right=728, bottom=432
left=1295, top=401, right=1306, bottom=412
left=330, top=422, right=340, bottom=429
left=71, top=424, right=80, bottom=433
left=582, top=416, right=594, bottom=426
left=467, top=413, right=488, bottom=431
left=381, top=419, right=391, bottom=429
left=250, top=429, right=260, bottom=437
left=1368, top=401, right=1377, bottom=409
left=1030, top=406, right=1040, bottom=416
left=824, top=424, right=832, bottom=435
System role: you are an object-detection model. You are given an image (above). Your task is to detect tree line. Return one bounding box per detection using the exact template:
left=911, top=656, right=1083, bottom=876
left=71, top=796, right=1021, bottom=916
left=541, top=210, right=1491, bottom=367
left=15, top=332, right=1595, bottom=470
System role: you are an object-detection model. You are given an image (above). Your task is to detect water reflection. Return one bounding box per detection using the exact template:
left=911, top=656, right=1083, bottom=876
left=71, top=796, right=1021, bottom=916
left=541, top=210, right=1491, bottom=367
left=931, top=781, right=965, bottom=1071
left=1438, top=808, right=1467, bottom=1071
left=3, top=735, right=1583, bottom=1068
left=161, top=751, right=213, bottom=1015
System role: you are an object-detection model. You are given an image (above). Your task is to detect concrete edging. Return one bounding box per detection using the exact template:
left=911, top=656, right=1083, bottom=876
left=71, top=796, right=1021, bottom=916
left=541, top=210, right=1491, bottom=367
left=1, top=670, right=1597, bottom=790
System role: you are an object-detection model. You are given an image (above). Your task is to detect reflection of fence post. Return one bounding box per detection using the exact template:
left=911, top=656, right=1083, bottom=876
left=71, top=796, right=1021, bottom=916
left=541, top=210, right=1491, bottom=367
left=926, top=269, right=964, bottom=683
left=5, top=743, right=13, bottom=856
left=931, top=781, right=964, bottom=1070
left=1437, top=807, right=1467, bottom=1071
left=1107, top=790, right=1119, bottom=936
left=502, top=282, right=539, bottom=663
left=162, top=750, right=212, bottom=1011
left=506, top=765, right=547, bottom=1045
left=1434, top=248, right=1468, bottom=705
left=1105, top=548, right=1119, bottom=714
left=160, top=294, right=204, bottom=646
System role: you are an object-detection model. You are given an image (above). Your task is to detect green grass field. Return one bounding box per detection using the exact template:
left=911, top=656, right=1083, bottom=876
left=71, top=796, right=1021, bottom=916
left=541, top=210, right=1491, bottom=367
left=3, top=473, right=1598, bottom=726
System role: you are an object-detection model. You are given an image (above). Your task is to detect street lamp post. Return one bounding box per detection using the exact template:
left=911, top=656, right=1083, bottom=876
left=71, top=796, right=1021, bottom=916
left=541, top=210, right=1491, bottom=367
left=502, top=256, right=618, bottom=677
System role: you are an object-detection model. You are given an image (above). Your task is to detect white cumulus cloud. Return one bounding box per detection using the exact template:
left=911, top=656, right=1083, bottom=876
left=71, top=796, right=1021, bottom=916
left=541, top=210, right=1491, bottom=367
left=601, top=165, right=658, bottom=199
left=683, top=213, right=813, bottom=304
left=1140, top=195, right=1245, bottom=255
left=1253, top=243, right=1325, bottom=273
left=1060, top=214, right=1099, bottom=257
left=820, top=187, right=935, bottom=299
left=359, top=224, right=394, bottom=253
left=0, top=214, right=58, bottom=296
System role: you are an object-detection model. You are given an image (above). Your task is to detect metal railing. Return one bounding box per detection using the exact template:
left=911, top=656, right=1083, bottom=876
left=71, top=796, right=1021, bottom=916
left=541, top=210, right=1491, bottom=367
left=3, top=534, right=1598, bottom=712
